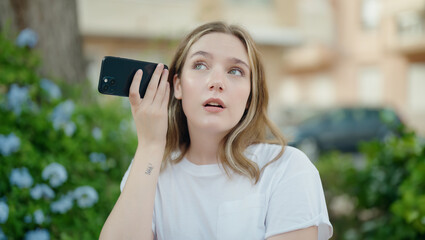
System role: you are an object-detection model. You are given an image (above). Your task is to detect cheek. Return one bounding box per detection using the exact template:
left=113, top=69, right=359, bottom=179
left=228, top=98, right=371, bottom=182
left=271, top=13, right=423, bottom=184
left=235, top=83, right=251, bottom=106
left=180, top=80, right=199, bottom=101
left=179, top=79, right=200, bottom=113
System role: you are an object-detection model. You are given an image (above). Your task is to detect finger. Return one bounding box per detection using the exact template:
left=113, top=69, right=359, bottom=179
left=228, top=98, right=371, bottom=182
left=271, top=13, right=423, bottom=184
left=160, top=81, right=170, bottom=110
left=153, top=69, right=169, bottom=107
left=129, top=69, right=143, bottom=105
left=143, top=63, right=164, bottom=104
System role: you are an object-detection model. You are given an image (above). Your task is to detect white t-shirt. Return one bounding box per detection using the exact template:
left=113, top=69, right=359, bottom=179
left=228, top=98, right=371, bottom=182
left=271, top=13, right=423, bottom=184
left=120, top=144, right=333, bottom=240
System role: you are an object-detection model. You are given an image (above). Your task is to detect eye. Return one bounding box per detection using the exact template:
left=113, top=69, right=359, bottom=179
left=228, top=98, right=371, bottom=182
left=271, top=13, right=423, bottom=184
left=228, top=68, right=243, bottom=76
left=193, top=62, right=207, bottom=70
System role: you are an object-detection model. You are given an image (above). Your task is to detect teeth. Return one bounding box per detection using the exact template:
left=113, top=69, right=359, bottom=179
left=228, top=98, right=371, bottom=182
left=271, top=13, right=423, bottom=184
left=205, top=102, right=223, bottom=108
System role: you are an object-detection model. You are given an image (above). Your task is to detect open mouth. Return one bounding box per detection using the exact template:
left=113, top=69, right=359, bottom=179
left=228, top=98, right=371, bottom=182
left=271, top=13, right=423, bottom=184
left=203, top=98, right=226, bottom=110
left=204, top=102, right=224, bottom=108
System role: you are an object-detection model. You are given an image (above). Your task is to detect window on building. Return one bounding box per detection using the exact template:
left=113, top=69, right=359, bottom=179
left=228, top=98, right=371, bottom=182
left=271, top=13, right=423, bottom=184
left=361, top=0, right=381, bottom=30
left=229, top=0, right=272, bottom=6
left=396, top=10, right=425, bottom=38
left=358, top=66, right=383, bottom=105
left=308, top=74, right=335, bottom=107
left=408, top=63, right=425, bottom=112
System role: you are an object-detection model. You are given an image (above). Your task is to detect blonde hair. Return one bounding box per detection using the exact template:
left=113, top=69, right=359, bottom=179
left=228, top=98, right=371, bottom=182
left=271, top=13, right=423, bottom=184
left=163, top=21, right=286, bottom=183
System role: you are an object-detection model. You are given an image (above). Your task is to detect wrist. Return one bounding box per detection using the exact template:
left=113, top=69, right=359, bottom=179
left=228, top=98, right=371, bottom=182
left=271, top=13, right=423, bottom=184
left=137, top=140, right=166, bottom=152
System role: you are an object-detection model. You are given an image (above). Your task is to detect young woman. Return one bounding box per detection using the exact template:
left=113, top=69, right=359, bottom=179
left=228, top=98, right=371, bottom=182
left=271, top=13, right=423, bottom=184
left=100, top=22, right=333, bottom=240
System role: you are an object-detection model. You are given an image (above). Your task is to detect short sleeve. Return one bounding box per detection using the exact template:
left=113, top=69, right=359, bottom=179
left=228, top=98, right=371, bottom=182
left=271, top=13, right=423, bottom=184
left=119, top=159, right=156, bottom=234
left=264, top=152, right=333, bottom=239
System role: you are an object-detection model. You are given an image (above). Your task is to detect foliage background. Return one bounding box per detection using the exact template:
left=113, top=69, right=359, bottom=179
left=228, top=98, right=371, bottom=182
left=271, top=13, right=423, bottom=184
left=0, top=29, right=137, bottom=239
left=1, top=27, right=425, bottom=239
left=316, top=127, right=425, bottom=239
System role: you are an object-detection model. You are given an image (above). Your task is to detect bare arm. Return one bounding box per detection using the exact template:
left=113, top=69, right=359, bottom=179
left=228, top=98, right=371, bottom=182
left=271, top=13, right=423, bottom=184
left=100, top=64, right=170, bottom=240
left=267, top=226, right=318, bottom=240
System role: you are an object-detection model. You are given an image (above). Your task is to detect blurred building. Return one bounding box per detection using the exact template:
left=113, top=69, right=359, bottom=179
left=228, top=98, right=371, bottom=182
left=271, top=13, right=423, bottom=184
left=281, top=0, right=425, bottom=135
left=77, top=0, right=425, bottom=135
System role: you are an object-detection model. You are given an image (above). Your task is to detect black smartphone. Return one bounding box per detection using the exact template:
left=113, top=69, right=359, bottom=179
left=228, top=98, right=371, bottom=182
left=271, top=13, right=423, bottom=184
left=98, top=56, right=168, bottom=98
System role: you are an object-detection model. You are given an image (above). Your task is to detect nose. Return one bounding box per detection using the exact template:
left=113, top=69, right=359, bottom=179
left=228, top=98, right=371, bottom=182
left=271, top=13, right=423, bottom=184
left=207, top=70, right=225, bottom=92
left=208, top=81, right=224, bottom=92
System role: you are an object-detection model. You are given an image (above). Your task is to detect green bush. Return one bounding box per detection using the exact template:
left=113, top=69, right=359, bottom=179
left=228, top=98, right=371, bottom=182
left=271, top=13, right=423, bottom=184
left=316, top=128, right=425, bottom=240
left=0, top=29, right=137, bottom=239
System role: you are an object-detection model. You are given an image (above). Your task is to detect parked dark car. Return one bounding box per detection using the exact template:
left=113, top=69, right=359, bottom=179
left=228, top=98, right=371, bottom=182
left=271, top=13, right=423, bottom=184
left=289, top=107, right=403, bottom=161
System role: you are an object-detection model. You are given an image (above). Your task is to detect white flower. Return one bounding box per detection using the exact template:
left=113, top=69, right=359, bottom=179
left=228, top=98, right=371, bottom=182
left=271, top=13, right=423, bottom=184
left=50, top=192, right=73, bottom=214
left=24, top=214, right=32, bottom=223
left=24, top=228, right=49, bottom=240
left=30, top=184, right=55, bottom=200
left=0, top=133, right=20, bottom=156
left=7, top=84, right=30, bottom=115
left=49, top=100, right=77, bottom=137
left=89, top=152, right=106, bottom=163
left=91, top=127, right=102, bottom=140
left=33, top=209, right=45, bottom=225
left=42, top=163, right=67, bottom=188
left=40, top=79, right=62, bottom=100
left=15, top=28, right=38, bottom=48
left=63, top=122, right=76, bottom=136
left=0, top=227, right=6, bottom=240
left=50, top=100, right=75, bottom=130
left=121, top=98, right=131, bottom=109
left=10, top=167, right=33, bottom=189
left=73, top=186, right=98, bottom=208
left=119, top=120, right=129, bottom=132
left=0, top=202, right=9, bottom=224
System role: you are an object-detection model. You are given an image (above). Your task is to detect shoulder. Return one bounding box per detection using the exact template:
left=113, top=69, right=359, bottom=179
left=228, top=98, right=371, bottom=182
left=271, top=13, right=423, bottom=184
left=246, top=143, right=317, bottom=174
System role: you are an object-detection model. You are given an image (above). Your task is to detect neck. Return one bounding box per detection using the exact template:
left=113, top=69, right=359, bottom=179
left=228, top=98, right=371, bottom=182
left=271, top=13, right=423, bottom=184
left=186, top=126, right=227, bottom=165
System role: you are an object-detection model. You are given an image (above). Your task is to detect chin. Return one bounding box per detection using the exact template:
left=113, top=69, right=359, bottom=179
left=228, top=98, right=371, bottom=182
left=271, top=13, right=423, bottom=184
left=191, top=121, right=234, bottom=135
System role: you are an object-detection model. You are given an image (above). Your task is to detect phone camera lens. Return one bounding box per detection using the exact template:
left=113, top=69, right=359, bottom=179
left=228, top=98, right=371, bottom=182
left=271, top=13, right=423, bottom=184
left=110, top=79, right=115, bottom=85
left=103, top=85, right=109, bottom=91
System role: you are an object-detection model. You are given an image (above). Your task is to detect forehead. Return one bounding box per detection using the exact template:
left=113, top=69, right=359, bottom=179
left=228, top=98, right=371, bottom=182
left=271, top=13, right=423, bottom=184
left=188, top=32, right=249, bottom=63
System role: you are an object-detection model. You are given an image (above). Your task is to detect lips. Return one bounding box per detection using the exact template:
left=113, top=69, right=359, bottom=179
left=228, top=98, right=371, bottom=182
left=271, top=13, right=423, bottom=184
left=203, top=98, right=226, bottom=113
left=203, top=98, right=226, bottom=109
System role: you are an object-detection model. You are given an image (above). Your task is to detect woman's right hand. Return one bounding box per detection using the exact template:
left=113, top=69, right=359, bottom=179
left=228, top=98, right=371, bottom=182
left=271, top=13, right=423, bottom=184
left=129, top=64, right=170, bottom=147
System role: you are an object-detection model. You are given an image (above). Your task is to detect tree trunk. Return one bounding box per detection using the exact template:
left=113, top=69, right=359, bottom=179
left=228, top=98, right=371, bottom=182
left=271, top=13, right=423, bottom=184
left=0, top=0, right=86, bottom=84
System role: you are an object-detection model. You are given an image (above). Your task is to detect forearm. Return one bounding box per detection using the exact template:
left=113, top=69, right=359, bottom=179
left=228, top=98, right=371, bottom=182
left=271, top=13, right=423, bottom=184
left=100, top=143, right=164, bottom=240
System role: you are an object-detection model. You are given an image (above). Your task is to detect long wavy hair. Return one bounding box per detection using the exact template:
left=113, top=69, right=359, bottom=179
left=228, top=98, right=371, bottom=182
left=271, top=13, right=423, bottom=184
left=163, top=21, right=286, bottom=184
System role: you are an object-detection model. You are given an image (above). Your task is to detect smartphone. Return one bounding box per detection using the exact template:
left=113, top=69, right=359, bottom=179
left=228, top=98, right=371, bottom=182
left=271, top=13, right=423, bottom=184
left=98, top=56, right=168, bottom=98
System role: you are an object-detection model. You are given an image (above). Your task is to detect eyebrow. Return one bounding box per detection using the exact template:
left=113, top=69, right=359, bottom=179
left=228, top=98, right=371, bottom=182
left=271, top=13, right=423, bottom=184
left=190, top=51, right=250, bottom=70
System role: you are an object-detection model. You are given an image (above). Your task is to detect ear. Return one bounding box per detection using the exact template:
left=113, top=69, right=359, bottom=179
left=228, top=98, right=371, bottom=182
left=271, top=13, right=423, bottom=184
left=173, top=74, right=182, bottom=100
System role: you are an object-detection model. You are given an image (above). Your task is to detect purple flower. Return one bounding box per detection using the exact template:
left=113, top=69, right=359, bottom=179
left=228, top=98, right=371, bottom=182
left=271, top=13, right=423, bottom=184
left=24, top=228, right=49, bottom=240
left=16, top=28, right=38, bottom=48
left=7, top=84, right=30, bottom=115
left=30, top=184, right=55, bottom=200
left=9, top=167, right=33, bottom=189
left=73, top=186, right=98, bottom=208
left=0, top=133, right=20, bottom=156
left=42, top=163, right=67, bottom=187
left=40, top=79, right=62, bottom=100
left=50, top=192, right=73, bottom=214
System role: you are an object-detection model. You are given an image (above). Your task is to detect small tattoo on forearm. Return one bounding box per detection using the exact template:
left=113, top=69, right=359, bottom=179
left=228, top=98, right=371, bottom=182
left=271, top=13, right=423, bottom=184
left=145, top=163, right=153, bottom=175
